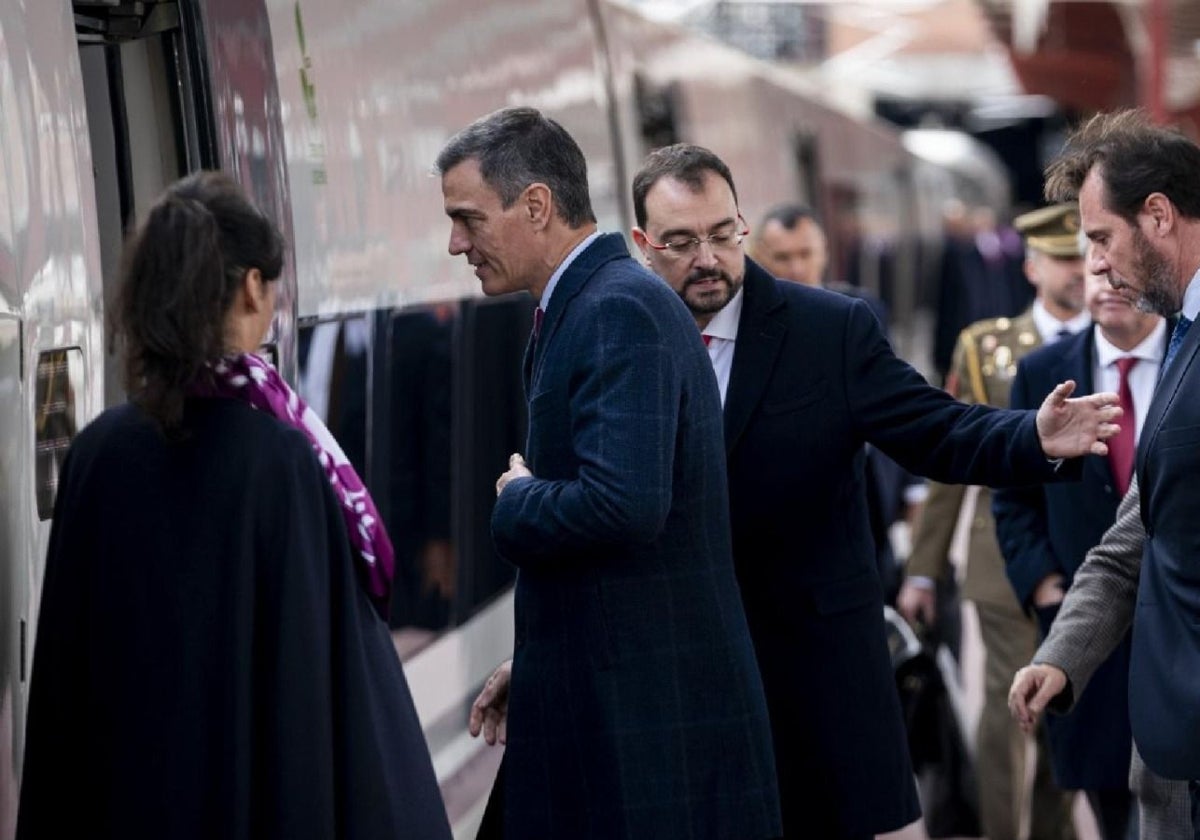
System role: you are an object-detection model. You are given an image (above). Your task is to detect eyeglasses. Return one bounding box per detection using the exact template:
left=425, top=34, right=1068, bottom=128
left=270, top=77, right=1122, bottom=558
left=642, top=215, right=749, bottom=259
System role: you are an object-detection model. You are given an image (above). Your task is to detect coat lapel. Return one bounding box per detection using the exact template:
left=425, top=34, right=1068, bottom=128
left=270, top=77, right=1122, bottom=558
left=724, top=259, right=788, bottom=454
left=1138, top=315, right=1190, bottom=476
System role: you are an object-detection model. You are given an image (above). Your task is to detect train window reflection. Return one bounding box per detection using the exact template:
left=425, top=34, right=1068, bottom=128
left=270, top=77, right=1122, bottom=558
left=297, top=300, right=530, bottom=660
left=376, top=305, right=456, bottom=654
left=298, top=317, right=371, bottom=476
left=35, top=348, right=84, bottom=520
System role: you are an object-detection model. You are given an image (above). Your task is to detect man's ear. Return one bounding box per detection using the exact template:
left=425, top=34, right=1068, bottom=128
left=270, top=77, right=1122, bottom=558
left=523, top=183, right=553, bottom=229
left=1143, top=192, right=1175, bottom=237
left=631, top=227, right=652, bottom=260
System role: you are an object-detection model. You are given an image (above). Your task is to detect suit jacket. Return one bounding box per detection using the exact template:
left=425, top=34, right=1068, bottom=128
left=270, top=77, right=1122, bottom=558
left=724, top=259, right=1067, bottom=837
left=491, top=234, right=780, bottom=839
left=933, top=234, right=1032, bottom=378
left=993, top=325, right=1166, bottom=789
left=907, top=310, right=1045, bottom=607
left=1128, top=313, right=1200, bottom=779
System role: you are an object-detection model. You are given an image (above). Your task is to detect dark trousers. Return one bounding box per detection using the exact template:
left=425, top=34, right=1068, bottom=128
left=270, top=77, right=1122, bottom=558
left=476, top=758, right=505, bottom=840
left=1189, top=781, right=1200, bottom=840
left=1086, top=788, right=1136, bottom=840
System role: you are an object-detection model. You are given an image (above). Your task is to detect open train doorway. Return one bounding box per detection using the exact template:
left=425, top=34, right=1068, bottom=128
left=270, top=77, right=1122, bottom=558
left=74, top=0, right=213, bottom=407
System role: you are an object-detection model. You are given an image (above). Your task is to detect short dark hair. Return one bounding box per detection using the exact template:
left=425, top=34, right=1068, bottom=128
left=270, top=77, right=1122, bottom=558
left=758, top=202, right=820, bottom=232
left=435, top=106, right=596, bottom=228
left=632, top=144, right=739, bottom=228
left=113, top=170, right=285, bottom=435
left=1045, top=109, right=1200, bottom=222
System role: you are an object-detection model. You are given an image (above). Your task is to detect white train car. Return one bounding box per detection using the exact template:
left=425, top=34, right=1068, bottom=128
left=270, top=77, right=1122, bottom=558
left=0, top=2, right=1010, bottom=836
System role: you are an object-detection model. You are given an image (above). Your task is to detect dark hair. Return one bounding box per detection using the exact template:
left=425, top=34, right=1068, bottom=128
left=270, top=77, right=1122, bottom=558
left=1045, top=109, right=1200, bottom=221
left=758, top=202, right=820, bottom=232
left=112, top=170, right=285, bottom=435
left=631, top=144, right=739, bottom=228
left=435, top=106, right=596, bottom=227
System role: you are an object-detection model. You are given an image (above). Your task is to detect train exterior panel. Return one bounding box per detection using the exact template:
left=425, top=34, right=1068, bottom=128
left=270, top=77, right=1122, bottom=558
left=263, top=0, right=625, bottom=318
left=0, top=9, right=105, bottom=830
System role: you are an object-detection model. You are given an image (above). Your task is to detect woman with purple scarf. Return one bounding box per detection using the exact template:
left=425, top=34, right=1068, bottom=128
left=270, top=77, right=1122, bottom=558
left=16, top=172, right=451, bottom=840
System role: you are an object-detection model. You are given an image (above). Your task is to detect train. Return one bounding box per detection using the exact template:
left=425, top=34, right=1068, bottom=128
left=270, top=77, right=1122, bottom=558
left=0, top=1, right=1012, bottom=835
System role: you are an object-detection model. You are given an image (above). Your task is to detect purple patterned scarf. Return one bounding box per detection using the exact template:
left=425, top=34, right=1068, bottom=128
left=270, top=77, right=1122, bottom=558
left=192, top=352, right=394, bottom=611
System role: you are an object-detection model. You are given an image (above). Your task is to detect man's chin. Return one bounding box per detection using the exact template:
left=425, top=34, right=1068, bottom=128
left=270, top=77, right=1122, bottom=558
left=686, top=289, right=730, bottom=315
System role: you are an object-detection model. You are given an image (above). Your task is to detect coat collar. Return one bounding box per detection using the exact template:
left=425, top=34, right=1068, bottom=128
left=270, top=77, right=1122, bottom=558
left=523, top=232, right=629, bottom=392
left=723, top=257, right=788, bottom=454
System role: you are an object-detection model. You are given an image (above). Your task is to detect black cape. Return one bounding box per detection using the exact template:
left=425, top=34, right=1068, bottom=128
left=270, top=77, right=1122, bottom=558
left=17, top=400, right=450, bottom=839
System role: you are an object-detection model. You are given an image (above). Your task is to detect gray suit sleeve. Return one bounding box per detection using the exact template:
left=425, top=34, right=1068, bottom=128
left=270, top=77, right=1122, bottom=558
left=1034, top=475, right=1144, bottom=709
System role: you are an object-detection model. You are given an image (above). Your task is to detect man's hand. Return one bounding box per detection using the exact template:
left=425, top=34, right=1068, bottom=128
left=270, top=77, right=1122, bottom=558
left=896, top=579, right=937, bottom=628
left=1036, top=380, right=1122, bottom=458
left=1031, top=573, right=1066, bottom=608
left=496, top=453, right=532, bottom=496
left=1008, top=663, right=1067, bottom=734
left=469, top=660, right=512, bottom=746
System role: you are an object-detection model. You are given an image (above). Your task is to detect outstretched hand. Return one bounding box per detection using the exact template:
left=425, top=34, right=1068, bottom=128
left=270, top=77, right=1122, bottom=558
left=1036, top=380, right=1122, bottom=458
left=1008, top=663, right=1067, bottom=734
left=469, top=660, right=512, bottom=746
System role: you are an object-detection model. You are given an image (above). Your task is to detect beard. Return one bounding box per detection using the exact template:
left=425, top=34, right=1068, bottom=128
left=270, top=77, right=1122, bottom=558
left=678, top=267, right=741, bottom=316
left=1131, top=229, right=1181, bottom=316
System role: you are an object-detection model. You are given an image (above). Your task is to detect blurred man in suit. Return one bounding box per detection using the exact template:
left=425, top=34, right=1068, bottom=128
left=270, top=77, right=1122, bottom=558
left=995, top=264, right=1166, bottom=839
left=751, top=201, right=889, bottom=327
left=897, top=203, right=1091, bottom=840
left=1008, top=108, right=1200, bottom=839
left=623, top=144, right=1119, bottom=840
left=439, top=107, right=780, bottom=839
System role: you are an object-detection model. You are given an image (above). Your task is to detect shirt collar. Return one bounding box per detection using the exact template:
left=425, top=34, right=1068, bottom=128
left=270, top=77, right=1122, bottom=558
left=1031, top=299, right=1091, bottom=343
left=702, top=285, right=744, bottom=342
left=1094, top=318, right=1168, bottom=368
left=540, top=231, right=602, bottom=310
left=1180, top=267, right=1200, bottom=322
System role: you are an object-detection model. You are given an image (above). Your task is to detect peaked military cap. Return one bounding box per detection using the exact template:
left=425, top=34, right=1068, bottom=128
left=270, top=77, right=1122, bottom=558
left=1014, top=203, right=1082, bottom=258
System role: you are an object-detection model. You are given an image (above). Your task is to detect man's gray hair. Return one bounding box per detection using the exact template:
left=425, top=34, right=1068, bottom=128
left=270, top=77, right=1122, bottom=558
left=436, top=106, right=596, bottom=228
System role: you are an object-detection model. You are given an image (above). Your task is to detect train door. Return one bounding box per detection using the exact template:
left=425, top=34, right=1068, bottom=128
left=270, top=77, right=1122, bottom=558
left=74, top=0, right=297, bottom=400
left=75, top=0, right=211, bottom=407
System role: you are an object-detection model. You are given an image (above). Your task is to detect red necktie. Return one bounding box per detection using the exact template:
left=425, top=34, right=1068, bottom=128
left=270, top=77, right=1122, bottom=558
left=533, top=307, right=544, bottom=340
left=701, top=334, right=712, bottom=347
left=1107, top=356, right=1138, bottom=496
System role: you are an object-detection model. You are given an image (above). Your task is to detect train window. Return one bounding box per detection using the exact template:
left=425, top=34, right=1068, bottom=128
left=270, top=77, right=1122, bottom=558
left=295, top=301, right=529, bottom=659
left=792, top=132, right=820, bottom=211
left=297, top=317, right=372, bottom=476
left=34, top=348, right=85, bottom=521
left=634, top=74, right=682, bottom=151
left=372, top=305, right=456, bottom=656
left=365, top=298, right=528, bottom=658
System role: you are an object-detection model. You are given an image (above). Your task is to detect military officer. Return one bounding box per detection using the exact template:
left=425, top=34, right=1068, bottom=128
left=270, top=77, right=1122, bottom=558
left=898, top=203, right=1090, bottom=840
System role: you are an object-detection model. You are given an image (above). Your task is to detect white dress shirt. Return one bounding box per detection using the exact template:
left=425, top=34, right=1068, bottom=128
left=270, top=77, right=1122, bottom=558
left=1031, top=299, right=1092, bottom=344
left=701, top=287, right=744, bottom=407
left=1094, top=319, right=1167, bottom=444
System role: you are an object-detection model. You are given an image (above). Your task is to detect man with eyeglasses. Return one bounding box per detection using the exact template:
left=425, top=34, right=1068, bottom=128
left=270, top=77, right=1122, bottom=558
left=625, top=143, right=1123, bottom=839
